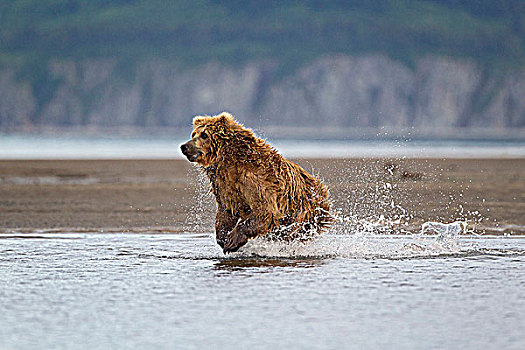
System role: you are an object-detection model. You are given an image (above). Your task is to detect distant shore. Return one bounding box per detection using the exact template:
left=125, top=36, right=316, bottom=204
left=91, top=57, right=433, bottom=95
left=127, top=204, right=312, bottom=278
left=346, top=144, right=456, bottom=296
left=2, top=126, right=525, bottom=141
left=0, top=159, right=523, bottom=235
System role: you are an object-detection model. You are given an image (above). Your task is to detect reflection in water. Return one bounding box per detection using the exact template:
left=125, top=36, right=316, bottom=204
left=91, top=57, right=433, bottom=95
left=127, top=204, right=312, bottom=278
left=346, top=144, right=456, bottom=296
left=214, top=258, right=321, bottom=271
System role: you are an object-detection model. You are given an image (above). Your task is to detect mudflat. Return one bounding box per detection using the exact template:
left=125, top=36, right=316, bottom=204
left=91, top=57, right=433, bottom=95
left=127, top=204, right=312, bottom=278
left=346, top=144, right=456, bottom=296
left=0, top=158, right=523, bottom=234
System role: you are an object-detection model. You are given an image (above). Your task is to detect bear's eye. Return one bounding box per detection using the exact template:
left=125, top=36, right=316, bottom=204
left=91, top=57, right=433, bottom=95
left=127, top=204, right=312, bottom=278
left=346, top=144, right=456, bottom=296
left=201, top=131, right=208, bottom=140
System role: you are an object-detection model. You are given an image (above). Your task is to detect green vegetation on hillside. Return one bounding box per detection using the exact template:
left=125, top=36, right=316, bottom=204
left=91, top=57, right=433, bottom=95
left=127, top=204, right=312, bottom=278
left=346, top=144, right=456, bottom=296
left=1, top=0, right=524, bottom=72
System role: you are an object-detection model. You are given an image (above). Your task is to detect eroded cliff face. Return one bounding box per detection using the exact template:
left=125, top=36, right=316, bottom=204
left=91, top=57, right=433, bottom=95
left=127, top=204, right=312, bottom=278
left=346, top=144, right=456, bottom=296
left=0, top=55, right=524, bottom=134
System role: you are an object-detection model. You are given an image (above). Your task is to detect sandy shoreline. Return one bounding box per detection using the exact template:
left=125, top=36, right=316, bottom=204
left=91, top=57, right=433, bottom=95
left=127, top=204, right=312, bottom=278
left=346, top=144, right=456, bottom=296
left=1, top=158, right=524, bottom=235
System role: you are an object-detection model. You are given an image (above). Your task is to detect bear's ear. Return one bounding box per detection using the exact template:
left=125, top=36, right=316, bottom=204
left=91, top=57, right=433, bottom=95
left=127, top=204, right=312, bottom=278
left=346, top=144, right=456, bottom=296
left=192, top=116, right=209, bottom=128
left=216, top=112, right=235, bottom=126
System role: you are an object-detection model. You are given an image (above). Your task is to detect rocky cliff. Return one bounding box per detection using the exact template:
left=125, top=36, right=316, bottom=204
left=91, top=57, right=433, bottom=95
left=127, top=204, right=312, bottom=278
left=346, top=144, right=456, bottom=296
left=1, top=55, right=524, bottom=137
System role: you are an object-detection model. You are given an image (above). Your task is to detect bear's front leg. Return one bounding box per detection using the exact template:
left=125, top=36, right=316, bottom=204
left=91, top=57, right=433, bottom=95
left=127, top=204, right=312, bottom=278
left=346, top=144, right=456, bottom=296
left=215, top=206, right=238, bottom=249
left=223, top=214, right=271, bottom=254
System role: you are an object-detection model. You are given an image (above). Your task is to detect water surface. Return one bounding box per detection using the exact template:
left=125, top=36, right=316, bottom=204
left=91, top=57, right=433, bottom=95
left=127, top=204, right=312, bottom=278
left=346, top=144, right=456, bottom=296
left=1, top=135, right=524, bottom=159
left=1, top=233, right=524, bottom=350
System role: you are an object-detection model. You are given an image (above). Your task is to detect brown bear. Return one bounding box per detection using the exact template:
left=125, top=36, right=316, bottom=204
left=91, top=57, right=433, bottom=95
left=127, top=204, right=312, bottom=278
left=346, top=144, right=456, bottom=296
left=180, top=112, right=332, bottom=253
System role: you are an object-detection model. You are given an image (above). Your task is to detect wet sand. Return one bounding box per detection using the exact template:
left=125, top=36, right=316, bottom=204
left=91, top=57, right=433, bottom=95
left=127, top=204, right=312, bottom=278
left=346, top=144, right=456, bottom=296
left=0, top=158, right=523, bottom=234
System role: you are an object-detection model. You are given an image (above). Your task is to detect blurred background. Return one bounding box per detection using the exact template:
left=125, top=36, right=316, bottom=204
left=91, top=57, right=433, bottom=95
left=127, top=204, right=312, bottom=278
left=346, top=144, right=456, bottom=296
left=1, top=0, right=524, bottom=153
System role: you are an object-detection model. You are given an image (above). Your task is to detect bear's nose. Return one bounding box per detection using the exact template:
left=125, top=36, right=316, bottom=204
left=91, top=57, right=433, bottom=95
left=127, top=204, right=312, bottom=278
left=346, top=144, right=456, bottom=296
left=180, top=144, right=188, bottom=154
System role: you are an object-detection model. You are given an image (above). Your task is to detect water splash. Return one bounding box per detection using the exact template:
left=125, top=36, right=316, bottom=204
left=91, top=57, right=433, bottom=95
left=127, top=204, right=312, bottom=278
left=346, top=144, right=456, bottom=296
left=421, top=221, right=467, bottom=244
left=184, top=165, right=215, bottom=233
left=229, top=219, right=467, bottom=259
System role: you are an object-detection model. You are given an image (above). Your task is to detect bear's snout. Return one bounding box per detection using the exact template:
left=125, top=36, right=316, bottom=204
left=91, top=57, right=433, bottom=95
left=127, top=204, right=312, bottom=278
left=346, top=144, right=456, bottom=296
left=180, top=141, right=202, bottom=162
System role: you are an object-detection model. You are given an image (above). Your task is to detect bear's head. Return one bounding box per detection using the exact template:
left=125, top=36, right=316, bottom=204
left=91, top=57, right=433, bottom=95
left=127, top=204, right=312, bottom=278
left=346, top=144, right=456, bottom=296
left=180, top=112, right=239, bottom=167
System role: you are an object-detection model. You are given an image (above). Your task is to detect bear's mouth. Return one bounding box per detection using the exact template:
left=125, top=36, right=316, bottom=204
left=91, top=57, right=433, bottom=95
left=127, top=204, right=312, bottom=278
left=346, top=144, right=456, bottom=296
left=187, top=151, right=202, bottom=162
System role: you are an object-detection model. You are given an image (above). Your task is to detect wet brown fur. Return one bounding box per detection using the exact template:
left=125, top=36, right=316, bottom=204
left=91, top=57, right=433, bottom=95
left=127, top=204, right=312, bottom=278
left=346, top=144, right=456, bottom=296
left=181, top=112, right=332, bottom=253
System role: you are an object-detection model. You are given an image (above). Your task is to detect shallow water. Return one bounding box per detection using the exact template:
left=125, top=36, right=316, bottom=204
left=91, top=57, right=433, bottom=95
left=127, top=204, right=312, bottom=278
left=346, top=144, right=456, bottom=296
left=1, top=232, right=524, bottom=350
